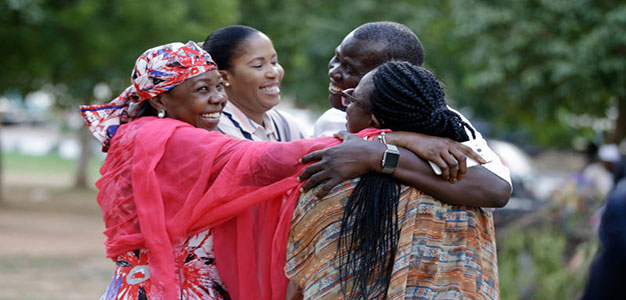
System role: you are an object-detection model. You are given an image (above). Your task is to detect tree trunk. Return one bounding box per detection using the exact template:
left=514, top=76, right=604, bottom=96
left=74, top=126, right=92, bottom=188
left=609, top=95, right=626, bottom=144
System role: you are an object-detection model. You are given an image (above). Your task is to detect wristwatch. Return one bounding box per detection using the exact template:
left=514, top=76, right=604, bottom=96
left=381, top=144, right=400, bottom=174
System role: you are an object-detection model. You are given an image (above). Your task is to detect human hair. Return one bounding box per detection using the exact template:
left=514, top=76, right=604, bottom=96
left=352, top=21, right=424, bottom=67
left=202, top=25, right=260, bottom=71
left=371, top=61, right=474, bottom=142
left=138, top=101, right=158, bottom=118
left=338, top=61, right=474, bottom=299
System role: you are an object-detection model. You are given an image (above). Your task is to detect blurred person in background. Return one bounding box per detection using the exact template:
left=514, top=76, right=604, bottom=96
left=203, top=25, right=307, bottom=142
left=580, top=187, right=626, bottom=300
left=610, top=139, right=626, bottom=191
left=582, top=143, right=621, bottom=199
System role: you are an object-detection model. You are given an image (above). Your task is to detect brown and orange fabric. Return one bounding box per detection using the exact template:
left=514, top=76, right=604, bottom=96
left=285, top=179, right=499, bottom=300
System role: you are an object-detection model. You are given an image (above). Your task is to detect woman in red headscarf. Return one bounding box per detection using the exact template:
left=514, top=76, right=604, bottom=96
left=82, top=41, right=343, bottom=300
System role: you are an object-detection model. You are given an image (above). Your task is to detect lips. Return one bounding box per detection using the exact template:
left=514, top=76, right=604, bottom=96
left=260, top=83, right=280, bottom=95
left=201, top=112, right=221, bottom=121
left=329, top=82, right=343, bottom=95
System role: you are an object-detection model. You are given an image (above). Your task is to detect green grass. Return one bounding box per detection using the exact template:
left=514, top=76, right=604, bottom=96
left=2, top=151, right=103, bottom=177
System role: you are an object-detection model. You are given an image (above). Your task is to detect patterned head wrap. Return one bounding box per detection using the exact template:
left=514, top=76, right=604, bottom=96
left=80, top=41, right=217, bottom=150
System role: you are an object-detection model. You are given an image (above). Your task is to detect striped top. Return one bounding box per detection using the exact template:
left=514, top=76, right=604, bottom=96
left=217, top=102, right=307, bottom=142
left=285, top=179, right=499, bottom=300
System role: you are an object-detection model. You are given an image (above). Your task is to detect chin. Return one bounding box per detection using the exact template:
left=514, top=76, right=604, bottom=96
left=262, top=98, right=281, bottom=109
left=197, top=124, right=218, bottom=131
left=329, top=94, right=345, bottom=111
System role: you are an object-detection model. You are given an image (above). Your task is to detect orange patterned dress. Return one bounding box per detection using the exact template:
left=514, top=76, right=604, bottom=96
left=285, top=179, right=499, bottom=300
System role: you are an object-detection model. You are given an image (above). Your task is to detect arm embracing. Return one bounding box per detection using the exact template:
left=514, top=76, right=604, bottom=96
left=299, top=132, right=511, bottom=208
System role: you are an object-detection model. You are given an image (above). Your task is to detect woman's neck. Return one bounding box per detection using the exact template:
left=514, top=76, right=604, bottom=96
left=228, top=99, right=266, bottom=125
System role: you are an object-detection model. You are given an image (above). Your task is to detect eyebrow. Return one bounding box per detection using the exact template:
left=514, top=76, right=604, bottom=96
left=191, top=77, right=218, bottom=86
left=247, top=53, right=278, bottom=64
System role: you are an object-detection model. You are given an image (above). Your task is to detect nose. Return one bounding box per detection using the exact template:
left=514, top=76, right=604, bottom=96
left=266, top=64, right=280, bottom=79
left=210, top=90, right=227, bottom=105
left=328, top=56, right=341, bottom=81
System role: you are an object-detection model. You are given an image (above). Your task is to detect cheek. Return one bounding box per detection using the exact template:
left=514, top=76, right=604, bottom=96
left=345, top=75, right=361, bottom=89
left=346, top=105, right=369, bottom=132
left=278, top=67, right=285, bottom=81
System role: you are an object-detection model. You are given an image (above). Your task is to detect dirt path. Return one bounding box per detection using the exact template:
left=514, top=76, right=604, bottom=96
left=0, top=183, right=112, bottom=300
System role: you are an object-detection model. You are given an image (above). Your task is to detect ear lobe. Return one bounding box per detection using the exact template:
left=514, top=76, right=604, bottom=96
left=218, top=70, right=230, bottom=85
left=370, top=114, right=382, bottom=129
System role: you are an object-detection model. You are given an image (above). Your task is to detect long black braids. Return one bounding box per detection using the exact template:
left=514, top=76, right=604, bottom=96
left=371, top=61, right=475, bottom=141
left=338, top=172, right=400, bottom=299
left=338, top=61, right=474, bottom=300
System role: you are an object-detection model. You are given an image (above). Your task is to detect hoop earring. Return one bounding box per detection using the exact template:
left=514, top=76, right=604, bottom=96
left=157, top=109, right=166, bottom=118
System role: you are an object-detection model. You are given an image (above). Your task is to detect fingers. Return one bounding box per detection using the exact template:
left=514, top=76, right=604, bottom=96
left=450, top=147, right=467, bottom=179
left=441, top=151, right=459, bottom=183
left=458, top=143, right=487, bottom=164
left=298, top=161, right=324, bottom=183
left=333, top=131, right=358, bottom=142
left=300, top=149, right=325, bottom=164
left=300, top=169, right=330, bottom=193
left=430, top=157, right=450, bottom=181
left=312, top=178, right=342, bottom=199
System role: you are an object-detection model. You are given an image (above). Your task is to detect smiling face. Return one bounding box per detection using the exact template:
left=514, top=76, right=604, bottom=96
left=221, top=32, right=284, bottom=122
left=152, top=69, right=227, bottom=131
left=345, top=71, right=376, bottom=133
left=328, top=32, right=386, bottom=111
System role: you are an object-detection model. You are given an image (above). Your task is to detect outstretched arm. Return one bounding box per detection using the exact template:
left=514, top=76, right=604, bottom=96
left=298, top=131, right=511, bottom=208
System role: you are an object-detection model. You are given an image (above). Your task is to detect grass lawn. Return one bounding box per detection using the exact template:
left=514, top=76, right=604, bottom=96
left=3, top=151, right=103, bottom=177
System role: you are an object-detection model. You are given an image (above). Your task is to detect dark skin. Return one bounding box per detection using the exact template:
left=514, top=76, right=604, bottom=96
left=300, top=31, right=511, bottom=208
left=300, top=132, right=509, bottom=207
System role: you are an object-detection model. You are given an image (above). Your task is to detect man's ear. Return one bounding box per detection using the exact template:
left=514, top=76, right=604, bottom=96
left=371, top=114, right=383, bottom=129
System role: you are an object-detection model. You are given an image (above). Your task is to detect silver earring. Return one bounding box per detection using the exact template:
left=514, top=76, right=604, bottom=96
left=224, top=82, right=230, bottom=87
left=157, top=109, right=166, bottom=118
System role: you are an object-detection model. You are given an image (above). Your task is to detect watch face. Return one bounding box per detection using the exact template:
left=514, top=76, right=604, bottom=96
left=383, top=151, right=400, bottom=168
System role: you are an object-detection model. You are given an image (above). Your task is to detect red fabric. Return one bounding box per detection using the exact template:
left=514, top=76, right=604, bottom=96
left=97, top=116, right=383, bottom=300
left=215, top=128, right=386, bottom=300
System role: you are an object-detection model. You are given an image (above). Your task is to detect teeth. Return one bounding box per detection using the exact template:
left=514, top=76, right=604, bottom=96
left=261, top=85, right=280, bottom=94
left=202, top=112, right=221, bottom=120
left=329, top=83, right=343, bottom=93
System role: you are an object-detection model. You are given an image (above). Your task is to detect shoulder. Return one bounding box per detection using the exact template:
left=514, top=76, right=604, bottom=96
left=314, top=108, right=347, bottom=137
left=269, top=108, right=310, bottom=140
left=447, top=106, right=484, bottom=140
left=445, top=107, right=513, bottom=186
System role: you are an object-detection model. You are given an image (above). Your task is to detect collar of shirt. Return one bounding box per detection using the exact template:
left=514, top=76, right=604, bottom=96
left=220, top=102, right=279, bottom=141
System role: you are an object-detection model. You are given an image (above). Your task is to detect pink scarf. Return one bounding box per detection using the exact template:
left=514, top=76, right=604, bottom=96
left=98, top=116, right=382, bottom=299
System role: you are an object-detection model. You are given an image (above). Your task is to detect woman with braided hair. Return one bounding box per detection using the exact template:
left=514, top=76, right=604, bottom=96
left=286, top=60, right=502, bottom=300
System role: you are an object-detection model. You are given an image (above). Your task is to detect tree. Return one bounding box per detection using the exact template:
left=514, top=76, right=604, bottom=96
left=1, top=0, right=238, bottom=187
left=236, top=0, right=449, bottom=111
left=448, top=0, right=626, bottom=146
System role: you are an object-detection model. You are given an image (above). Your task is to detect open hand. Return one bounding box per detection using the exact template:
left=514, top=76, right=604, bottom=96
left=298, top=131, right=382, bottom=198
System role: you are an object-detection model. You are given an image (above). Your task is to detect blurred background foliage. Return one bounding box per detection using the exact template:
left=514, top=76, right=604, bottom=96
left=2, top=0, right=625, bottom=147
left=2, top=1, right=625, bottom=299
